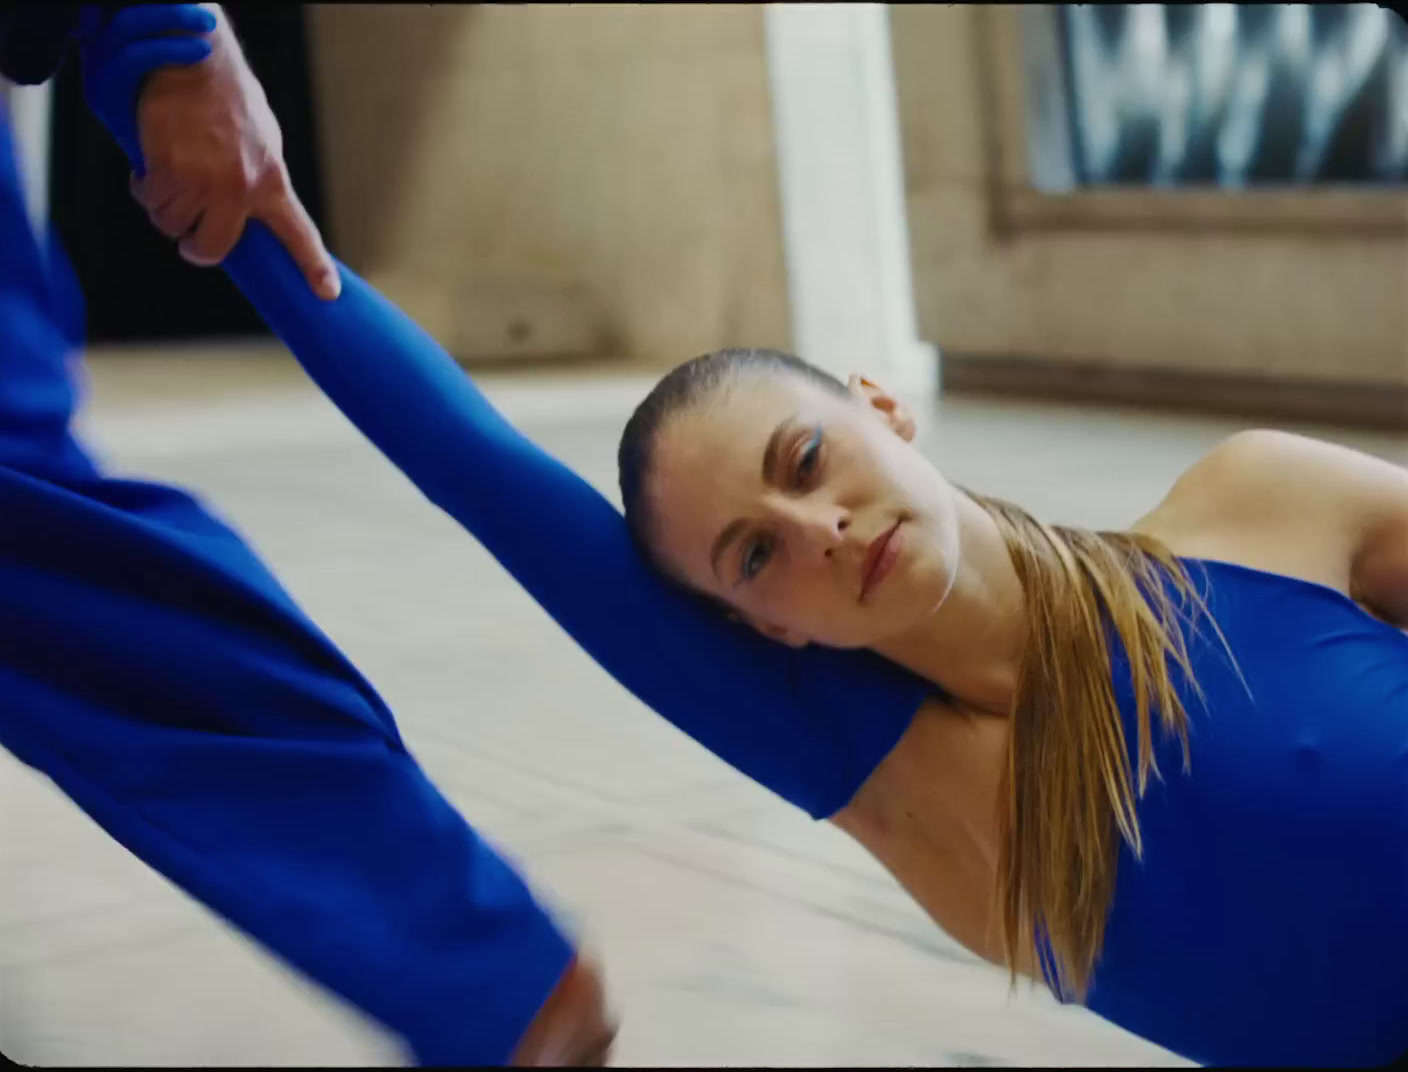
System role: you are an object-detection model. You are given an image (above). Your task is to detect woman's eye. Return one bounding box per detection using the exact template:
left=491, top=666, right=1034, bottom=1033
left=741, top=535, right=774, bottom=581
left=795, top=430, right=822, bottom=484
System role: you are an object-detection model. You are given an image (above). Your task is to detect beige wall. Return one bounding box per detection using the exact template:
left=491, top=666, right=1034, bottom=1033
left=306, top=4, right=790, bottom=364
left=892, top=5, right=1408, bottom=390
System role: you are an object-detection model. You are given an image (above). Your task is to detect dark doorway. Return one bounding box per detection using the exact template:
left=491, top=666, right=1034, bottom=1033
left=48, top=4, right=329, bottom=344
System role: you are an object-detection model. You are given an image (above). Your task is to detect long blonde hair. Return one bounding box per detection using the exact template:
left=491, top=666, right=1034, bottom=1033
left=969, top=491, right=1211, bottom=1000
left=618, top=349, right=1220, bottom=1001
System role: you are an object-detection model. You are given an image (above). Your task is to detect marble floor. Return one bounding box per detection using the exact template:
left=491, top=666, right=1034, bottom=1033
left=1, top=346, right=1403, bottom=1067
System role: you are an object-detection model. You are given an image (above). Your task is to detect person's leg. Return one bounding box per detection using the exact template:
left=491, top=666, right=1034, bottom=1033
left=0, top=107, right=586, bottom=1065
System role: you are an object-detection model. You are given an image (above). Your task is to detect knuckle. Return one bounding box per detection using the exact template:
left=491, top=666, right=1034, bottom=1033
left=259, top=165, right=291, bottom=199
left=226, top=165, right=259, bottom=201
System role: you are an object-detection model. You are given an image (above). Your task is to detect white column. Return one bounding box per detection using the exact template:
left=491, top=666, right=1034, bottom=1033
left=763, top=3, right=938, bottom=399
left=7, top=79, right=54, bottom=240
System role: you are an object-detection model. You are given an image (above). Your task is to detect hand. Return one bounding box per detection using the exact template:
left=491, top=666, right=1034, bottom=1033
left=510, top=954, right=619, bottom=1066
left=129, top=5, right=340, bottom=299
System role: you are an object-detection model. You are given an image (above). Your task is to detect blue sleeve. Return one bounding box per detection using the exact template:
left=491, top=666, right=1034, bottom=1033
left=86, top=11, right=931, bottom=820
left=225, top=244, right=931, bottom=817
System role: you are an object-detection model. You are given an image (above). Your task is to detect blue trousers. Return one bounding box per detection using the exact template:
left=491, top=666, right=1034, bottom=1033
left=0, top=106, right=572, bottom=1066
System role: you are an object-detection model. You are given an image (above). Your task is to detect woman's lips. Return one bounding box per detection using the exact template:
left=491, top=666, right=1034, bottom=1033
left=860, top=520, right=903, bottom=602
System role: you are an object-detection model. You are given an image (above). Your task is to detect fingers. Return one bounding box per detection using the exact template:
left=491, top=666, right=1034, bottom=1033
left=143, top=183, right=339, bottom=297
left=132, top=170, right=244, bottom=264
left=133, top=164, right=337, bottom=288
left=258, top=180, right=341, bottom=300
left=125, top=67, right=338, bottom=294
left=179, top=203, right=248, bottom=267
left=130, top=169, right=171, bottom=208
left=576, top=1022, right=619, bottom=1066
left=132, top=171, right=198, bottom=238
left=509, top=954, right=618, bottom=1067
left=148, top=192, right=205, bottom=241
left=104, top=4, right=218, bottom=48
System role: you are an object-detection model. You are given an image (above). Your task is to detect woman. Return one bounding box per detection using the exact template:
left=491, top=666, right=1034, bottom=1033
left=93, top=20, right=1408, bottom=1069
left=234, top=255, right=1408, bottom=1067
left=616, top=349, right=1408, bottom=1068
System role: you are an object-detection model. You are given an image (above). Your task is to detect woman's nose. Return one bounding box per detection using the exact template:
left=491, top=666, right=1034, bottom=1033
left=777, top=499, right=850, bottom=558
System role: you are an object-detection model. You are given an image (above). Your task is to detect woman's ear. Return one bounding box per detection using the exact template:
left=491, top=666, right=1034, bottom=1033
left=847, top=373, right=916, bottom=442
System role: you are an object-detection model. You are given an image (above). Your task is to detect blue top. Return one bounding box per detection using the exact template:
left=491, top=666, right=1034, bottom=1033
left=1088, top=558, right=1408, bottom=1067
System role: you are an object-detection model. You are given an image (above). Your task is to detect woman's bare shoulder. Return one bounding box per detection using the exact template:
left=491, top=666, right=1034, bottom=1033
left=1133, top=429, right=1408, bottom=594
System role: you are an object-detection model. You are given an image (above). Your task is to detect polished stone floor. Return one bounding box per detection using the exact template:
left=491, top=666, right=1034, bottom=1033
left=2, top=346, right=1402, bottom=1066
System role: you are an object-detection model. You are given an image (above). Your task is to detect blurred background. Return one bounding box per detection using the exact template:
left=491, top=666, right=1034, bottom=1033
left=1, top=3, right=1405, bottom=1067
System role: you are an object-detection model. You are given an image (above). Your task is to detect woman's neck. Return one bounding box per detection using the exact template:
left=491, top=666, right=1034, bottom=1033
left=874, top=493, right=1028, bottom=714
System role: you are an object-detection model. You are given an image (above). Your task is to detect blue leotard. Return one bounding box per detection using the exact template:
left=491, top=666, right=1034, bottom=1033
left=86, top=15, right=1408, bottom=1067
left=1087, top=558, right=1408, bottom=1066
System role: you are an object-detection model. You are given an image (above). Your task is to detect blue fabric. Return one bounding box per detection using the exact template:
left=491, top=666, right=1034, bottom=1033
left=0, top=69, right=573, bottom=1072
left=1087, top=559, right=1408, bottom=1067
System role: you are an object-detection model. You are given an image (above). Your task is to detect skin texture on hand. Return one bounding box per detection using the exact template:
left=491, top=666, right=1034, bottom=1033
left=130, top=4, right=340, bottom=299
left=509, top=954, right=619, bottom=1067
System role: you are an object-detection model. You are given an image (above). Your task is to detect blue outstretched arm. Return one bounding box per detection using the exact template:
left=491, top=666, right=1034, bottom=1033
left=83, top=5, right=931, bottom=822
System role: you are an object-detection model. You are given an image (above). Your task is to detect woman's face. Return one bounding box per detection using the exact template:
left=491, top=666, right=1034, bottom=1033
left=642, top=370, right=962, bottom=650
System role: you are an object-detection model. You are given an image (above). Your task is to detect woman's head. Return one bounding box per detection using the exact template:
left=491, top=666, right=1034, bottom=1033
left=621, top=348, right=1222, bottom=1002
left=618, top=348, right=962, bottom=650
